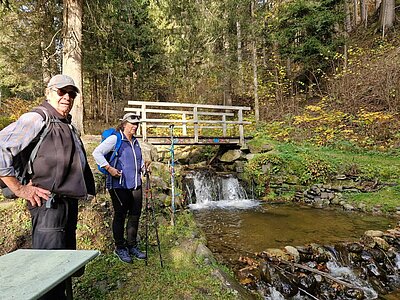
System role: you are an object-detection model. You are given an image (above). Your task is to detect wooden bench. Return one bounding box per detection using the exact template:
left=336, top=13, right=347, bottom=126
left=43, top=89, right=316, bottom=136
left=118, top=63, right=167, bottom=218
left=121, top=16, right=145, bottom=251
left=0, top=249, right=99, bottom=300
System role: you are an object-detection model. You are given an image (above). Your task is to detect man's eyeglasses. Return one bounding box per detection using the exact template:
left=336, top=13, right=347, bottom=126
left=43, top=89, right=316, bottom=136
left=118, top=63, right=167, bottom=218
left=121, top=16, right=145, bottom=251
left=52, top=88, right=77, bottom=99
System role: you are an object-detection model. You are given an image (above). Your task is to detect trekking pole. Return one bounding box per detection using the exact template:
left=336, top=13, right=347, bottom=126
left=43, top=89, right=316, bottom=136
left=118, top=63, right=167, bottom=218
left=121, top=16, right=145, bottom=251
left=144, top=175, right=150, bottom=266
left=169, top=124, right=176, bottom=226
left=145, top=172, right=164, bottom=268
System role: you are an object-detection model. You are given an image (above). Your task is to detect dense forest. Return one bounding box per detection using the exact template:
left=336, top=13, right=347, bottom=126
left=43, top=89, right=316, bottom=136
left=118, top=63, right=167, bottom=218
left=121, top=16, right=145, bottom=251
left=0, top=0, right=400, bottom=148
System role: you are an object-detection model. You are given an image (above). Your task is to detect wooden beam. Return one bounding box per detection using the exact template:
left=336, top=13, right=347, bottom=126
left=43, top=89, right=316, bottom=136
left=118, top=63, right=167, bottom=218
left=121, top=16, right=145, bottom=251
left=125, top=107, right=235, bottom=117
left=127, top=100, right=251, bottom=111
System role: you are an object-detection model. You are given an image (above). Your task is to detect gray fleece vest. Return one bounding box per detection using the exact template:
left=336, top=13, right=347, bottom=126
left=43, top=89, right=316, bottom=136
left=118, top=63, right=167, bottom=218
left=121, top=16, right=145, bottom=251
left=31, top=101, right=95, bottom=198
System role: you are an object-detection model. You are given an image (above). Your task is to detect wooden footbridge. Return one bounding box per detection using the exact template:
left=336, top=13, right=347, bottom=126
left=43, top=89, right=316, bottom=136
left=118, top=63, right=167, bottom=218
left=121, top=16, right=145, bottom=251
left=124, top=101, right=252, bottom=146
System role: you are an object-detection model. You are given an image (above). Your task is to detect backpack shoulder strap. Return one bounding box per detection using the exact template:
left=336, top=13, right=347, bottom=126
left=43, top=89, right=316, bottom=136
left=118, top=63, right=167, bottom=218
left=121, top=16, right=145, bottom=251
left=23, top=107, right=54, bottom=177
left=109, top=131, right=123, bottom=162
left=115, top=131, right=123, bottom=152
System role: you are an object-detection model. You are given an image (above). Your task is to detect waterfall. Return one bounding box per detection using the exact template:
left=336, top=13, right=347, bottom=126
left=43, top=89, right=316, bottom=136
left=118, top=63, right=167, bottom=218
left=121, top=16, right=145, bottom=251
left=184, top=170, right=258, bottom=209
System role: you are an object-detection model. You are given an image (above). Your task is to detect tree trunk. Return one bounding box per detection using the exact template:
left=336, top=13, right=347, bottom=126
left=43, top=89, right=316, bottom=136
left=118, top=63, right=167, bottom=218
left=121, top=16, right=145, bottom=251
left=223, top=34, right=232, bottom=107
left=353, top=0, right=360, bottom=26
left=63, top=0, right=83, bottom=134
left=360, top=0, right=367, bottom=27
left=40, top=41, right=51, bottom=85
left=251, top=0, right=259, bottom=122
left=379, top=0, right=395, bottom=37
left=345, top=0, right=352, bottom=32
left=236, top=19, right=243, bottom=95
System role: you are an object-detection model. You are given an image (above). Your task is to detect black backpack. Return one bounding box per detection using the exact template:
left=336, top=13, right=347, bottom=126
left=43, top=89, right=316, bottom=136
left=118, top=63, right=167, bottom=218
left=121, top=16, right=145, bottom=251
left=0, top=107, right=55, bottom=199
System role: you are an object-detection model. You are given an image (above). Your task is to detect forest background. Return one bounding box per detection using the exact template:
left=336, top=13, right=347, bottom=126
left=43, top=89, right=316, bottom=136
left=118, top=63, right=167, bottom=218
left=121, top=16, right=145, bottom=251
left=0, top=0, right=400, bottom=151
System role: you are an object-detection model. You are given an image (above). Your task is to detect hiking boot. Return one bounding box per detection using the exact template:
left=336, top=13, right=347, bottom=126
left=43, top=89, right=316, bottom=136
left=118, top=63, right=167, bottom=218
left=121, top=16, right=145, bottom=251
left=128, top=246, right=146, bottom=260
left=114, top=248, right=132, bottom=263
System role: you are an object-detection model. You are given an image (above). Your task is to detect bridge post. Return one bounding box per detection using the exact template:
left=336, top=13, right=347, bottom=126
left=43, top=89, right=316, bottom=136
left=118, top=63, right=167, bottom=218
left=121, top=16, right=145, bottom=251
left=182, top=113, right=187, bottom=135
left=222, top=115, right=227, bottom=136
left=193, top=106, right=199, bottom=143
left=141, top=103, right=147, bottom=141
left=238, top=109, right=244, bottom=146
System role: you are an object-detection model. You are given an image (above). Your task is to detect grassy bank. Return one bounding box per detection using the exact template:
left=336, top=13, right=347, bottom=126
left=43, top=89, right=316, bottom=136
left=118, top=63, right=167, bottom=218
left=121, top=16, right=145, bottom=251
left=74, top=208, right=246, bottom=299
left=245, top=132, right=400, bottom=213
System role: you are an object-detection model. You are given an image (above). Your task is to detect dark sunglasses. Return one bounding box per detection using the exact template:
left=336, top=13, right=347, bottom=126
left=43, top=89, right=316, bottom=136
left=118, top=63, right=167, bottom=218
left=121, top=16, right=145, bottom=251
left=53, top=88, right=77, bottom=99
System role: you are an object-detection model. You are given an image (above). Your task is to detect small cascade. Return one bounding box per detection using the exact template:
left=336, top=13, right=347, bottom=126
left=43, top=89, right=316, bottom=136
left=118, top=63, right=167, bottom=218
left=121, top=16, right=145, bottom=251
left=184, top=169, right=258, bottom=209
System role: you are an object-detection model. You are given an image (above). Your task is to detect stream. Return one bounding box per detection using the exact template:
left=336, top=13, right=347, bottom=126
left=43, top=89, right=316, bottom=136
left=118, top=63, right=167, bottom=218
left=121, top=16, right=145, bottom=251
left=185, top=170, right=400, bottom=299
left=193, top=203, right=396, bottom=266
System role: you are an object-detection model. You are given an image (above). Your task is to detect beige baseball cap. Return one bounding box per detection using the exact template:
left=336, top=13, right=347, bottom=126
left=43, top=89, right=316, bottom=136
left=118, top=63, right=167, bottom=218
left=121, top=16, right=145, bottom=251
left=47, top=74, right=80, bottom=93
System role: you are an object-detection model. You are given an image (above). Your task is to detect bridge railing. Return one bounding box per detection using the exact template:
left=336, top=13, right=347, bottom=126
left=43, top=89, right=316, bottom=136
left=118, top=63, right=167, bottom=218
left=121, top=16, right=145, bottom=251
left=124, top=101, right=251, bottom=145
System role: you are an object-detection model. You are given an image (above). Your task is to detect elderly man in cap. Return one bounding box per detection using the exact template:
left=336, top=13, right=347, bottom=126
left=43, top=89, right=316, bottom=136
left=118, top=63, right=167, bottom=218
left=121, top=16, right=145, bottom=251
left=0, top=74, right=95, bottom=299
left=93, top=112, right=147, bottom=263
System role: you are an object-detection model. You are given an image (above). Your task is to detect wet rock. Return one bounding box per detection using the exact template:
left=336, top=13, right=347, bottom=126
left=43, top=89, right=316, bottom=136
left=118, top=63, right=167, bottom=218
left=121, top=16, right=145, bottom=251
left=387, top=229, right=400, bottom=236
left=382, top=234, right=397, bottom=245
left=386, top=247, right=397, bottom=259
left=369, top=248, right=385, bottom=262
left=366, top=263, right=381, bottom=277
left=298, top=274, right=317, bottom=293
left=369, top=276, right=389, bottom=295
left=361, top=250, right=373, bottom=261
left=284, top=246, right=300, bottom=263
left=348, top=242, right=364, bottom=253
left=349, top=252, right=363, bottom=264
left=365, top=230, right=384, bottom=237
left=305, top=261, right=318, bottom=269
left=277, top=273, right=298, bottom=298
left=265, top=248, right=291, bottom=261
left=361, top=235, right=376, bottom=248
left=310, top=244, right=330, bottom=263
left=373, top=237, right=390, bottom=251
left=296, top=245, right=312, bottom=254
left=259, top=262, right=274, bottom=284
left=345, top=288, right=365, bottom=299
left=237, top=266, right=260, bottom=289
left=313, top=274, right=323, bottom=283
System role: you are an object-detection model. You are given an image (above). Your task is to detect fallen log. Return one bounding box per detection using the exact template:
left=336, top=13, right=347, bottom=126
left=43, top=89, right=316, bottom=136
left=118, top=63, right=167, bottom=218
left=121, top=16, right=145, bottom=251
left=277, top=259, right=362, bottom=291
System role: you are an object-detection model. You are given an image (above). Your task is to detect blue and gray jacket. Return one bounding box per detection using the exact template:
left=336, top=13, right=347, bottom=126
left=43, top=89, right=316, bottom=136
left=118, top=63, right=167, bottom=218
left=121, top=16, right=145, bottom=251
left=106, top=134, right=143, bottom=190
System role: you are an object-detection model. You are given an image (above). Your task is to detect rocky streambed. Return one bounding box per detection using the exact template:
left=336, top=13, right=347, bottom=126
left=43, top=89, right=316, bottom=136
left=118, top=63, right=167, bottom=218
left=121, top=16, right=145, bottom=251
left=237, top=227, right=400, bottom=299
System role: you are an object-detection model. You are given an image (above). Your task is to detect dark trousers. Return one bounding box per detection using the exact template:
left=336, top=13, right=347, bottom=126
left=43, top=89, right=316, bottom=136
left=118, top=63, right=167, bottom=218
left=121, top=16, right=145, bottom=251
left=109, top=188, right=142, bottom=249
left=28, top=197, right=79, bottom=300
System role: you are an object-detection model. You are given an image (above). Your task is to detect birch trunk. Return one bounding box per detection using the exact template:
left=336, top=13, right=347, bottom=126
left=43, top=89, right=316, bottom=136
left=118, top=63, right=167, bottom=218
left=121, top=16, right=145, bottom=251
left=236, top=19, right=243, bottom=94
